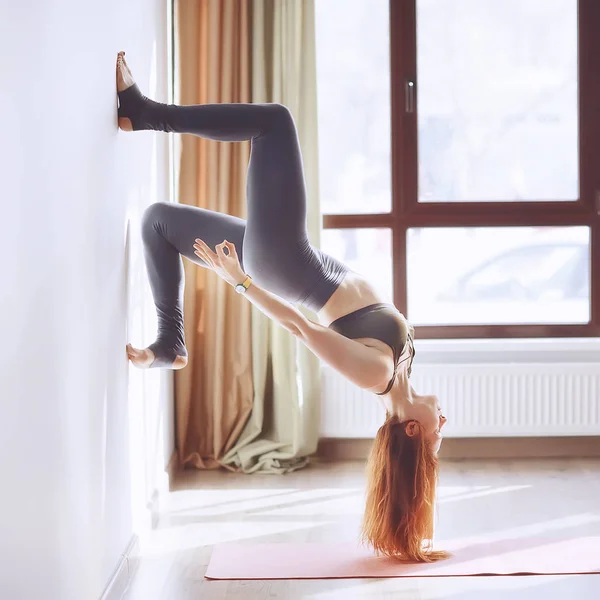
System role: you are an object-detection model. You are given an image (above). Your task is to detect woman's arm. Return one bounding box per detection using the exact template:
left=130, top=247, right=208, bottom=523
left=193, top=239, right=394, bottom=392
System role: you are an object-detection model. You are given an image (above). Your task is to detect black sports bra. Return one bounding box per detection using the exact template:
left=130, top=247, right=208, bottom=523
left=328, top=303, right=415, bottom=395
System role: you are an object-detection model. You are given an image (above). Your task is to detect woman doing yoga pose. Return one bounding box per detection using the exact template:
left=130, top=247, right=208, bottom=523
left=117, top=52, right=448, bottom=562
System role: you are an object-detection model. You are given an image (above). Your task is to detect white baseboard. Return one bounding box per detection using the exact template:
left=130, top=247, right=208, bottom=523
left=99, top=535, right=139, bottom=600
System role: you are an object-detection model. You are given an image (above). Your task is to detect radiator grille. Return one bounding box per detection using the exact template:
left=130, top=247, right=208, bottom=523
left=320, top=364, right=600, bottom=438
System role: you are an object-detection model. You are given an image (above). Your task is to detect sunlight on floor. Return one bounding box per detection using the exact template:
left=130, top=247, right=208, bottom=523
left=439, top=484, right=532, bottom=503
left=138, top=477, right=600, bottom=559
left=440, top=513, right=600, bottom=547
left=161, top=487, right=362, bottom=516
left=144, top=474, right=600, bottom=535
left=160, top=483, right=535, bottom=518
left=304, top=574, right=580, bottom=600
left=139, top=519, right=331, bottom=555
left=124, top=460, right=600, bottom=600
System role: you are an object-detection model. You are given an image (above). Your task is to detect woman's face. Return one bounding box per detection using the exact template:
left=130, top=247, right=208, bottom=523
left=427, top=416, right=446, bottom=453
left=426, top=398, right=447, bottom=453
left=409, top=393, right=447, bottom=453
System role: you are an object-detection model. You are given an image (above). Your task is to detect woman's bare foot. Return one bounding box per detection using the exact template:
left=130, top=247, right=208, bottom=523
left=116, top=52, right=136, bottom=131
left=126, top=343, right=188, bottom=370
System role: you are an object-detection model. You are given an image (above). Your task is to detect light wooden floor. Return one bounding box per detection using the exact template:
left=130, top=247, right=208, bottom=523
left=123, top=458, right=600, bottom=599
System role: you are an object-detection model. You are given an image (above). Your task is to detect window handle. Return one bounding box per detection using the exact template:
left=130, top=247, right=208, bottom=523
left=405, top=80, right=415, bottom=113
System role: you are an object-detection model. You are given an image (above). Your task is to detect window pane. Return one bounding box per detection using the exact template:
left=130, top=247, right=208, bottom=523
left=315, top=0, right=391, bottom=214
left=417, top=0, right=578, bottom=202
left=407, top=227, right=590, bottom=324
left=321, top=229, right=393, bottom=301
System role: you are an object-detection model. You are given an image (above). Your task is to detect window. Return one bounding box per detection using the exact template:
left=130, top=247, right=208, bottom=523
left=416, top=0, right=578, bottom=203
left=315, top=0, right=391, bottom=216
left=315, top=0, right=600, bottom=339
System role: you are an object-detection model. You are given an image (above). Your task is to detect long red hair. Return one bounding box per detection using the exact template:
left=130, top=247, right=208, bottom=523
left=361, top=414, right=450, bottom=562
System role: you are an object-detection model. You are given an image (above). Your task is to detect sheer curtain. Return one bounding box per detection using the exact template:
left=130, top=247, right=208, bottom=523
left=222, top=0, right=322, bottom=473
left=174, top=0, right=322, bottom=473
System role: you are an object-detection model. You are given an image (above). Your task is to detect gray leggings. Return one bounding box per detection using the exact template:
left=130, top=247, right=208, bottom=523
left=133, top=97, right=347, bottom=366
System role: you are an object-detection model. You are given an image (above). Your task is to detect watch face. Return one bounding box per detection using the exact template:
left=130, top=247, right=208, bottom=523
left=235, top=284, right=245, bottom=294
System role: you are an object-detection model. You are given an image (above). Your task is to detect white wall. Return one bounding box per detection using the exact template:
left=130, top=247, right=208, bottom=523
left=0, top=1, right=173, bottom=599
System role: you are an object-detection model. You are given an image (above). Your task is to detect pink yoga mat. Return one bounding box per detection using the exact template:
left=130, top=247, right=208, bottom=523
left=205, top=537, right=600, bottom=580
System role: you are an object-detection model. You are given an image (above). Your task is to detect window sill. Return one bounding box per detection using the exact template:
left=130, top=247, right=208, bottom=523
left=414, top=337, right=600, bottom=364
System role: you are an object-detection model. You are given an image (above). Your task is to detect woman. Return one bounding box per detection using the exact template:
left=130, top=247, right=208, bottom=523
left=117, top=52, right=448, bottom=562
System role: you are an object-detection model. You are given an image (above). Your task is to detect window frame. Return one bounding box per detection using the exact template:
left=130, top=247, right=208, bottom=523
left=322, top=0, right=600, bottom=339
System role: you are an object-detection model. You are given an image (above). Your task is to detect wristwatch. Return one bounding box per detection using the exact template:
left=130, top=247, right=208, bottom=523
left=234, top=275, right=253, bottom=294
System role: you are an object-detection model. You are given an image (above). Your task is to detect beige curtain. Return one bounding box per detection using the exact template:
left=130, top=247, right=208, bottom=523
left=174, top=0, right=254, bottom=469
left=221, top=0, right=322, bottom=473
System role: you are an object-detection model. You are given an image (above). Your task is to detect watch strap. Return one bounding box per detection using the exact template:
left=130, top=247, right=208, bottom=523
left=235, top=275, right=252, bottom=294
left=240, top=275, right=252, bottom=290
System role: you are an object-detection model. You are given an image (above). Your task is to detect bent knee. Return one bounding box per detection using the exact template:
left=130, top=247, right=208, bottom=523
left=264, top=103, right=295, bottom=131
left=141, top=201, right=172, bottom=232
left=269, top=103, right=292, bottom=117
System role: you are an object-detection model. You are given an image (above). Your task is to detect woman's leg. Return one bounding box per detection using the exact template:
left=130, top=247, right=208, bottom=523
left=131, top=202, right=246, bottom=368
left=118, top=94, right=307, bottom=255
left=117, top=54, right=329, bottom=305
left=118, top=54, right=346, bottom=369
left=120, top=89, right=345, bottom=307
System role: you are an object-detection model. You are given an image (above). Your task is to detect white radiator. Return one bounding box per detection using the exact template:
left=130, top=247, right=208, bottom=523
left=320, top=364, right=600, bottom=438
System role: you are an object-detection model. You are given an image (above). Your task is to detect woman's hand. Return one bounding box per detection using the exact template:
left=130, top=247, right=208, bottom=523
left=193, top=238, right=246, bottom=287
